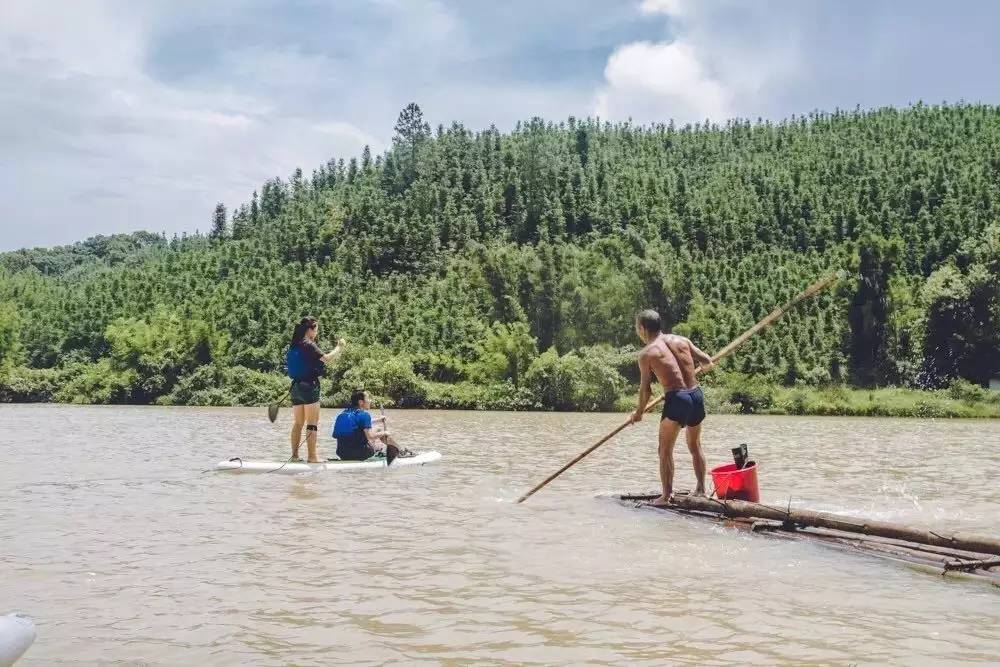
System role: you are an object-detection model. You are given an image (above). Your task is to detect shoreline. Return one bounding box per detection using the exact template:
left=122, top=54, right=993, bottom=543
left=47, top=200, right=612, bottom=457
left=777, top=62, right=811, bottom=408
left=2, top=384, right=997, bottom=419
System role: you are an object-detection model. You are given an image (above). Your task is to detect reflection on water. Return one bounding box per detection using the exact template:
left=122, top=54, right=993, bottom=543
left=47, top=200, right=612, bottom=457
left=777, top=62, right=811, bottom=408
left=2, top=405, right=999, bottom=665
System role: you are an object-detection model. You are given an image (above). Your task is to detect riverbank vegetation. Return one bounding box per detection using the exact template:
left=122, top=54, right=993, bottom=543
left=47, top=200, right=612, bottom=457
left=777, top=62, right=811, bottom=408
left=1, top=103, right=998, bottom=416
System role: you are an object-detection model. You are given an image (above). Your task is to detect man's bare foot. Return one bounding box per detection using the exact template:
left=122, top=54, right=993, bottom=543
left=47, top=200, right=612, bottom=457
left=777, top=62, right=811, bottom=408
left=692, top=488, right=706, bottom=497
left=647, top=494, right=673, bottom=507
left=307, top=459, right=321, bottom=463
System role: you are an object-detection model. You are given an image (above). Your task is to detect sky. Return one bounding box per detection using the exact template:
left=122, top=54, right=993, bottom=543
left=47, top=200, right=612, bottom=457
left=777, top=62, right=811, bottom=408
left=1, top=0, right=998, bottom=251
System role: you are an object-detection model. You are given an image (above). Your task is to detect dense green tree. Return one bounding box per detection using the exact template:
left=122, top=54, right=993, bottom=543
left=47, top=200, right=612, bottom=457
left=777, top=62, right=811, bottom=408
left=0, top=301, right=21, bottom=370
left=211, top=202, right=228, bottom=239
left=393, top=102, right=431, bottom=188
left=2, top=103, right=999, bottom=407
left=921, top=225, right=1000, bottom=386
left=470, top=322, right=538, bottom=388
left=848, top=235, right=901, bottom=386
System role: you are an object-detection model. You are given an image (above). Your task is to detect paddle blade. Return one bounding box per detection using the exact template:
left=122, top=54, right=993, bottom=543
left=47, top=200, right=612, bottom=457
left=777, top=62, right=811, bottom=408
left=267, top=403, right=280, bottom=423
left=385, top=444, right=399, bottom=466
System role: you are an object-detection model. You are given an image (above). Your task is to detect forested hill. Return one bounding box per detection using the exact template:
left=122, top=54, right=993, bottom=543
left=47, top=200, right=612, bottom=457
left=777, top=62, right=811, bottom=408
left=1, top=103, right=998, bottom=410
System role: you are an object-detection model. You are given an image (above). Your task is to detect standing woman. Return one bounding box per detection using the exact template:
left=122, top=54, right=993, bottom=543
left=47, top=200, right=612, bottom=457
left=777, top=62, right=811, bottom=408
left=286, top=317, right=345, bottom=462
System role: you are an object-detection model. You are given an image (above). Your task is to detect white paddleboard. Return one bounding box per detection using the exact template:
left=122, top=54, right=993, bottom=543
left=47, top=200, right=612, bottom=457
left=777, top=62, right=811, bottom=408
left=0, top=613, right=35, bottom=667
left=216, top=450, right=442, bottom=474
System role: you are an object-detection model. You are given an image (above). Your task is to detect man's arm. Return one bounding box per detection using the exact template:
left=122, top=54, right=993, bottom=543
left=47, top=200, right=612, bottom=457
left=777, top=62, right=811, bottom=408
left=368, top=413, right=388, bottom=433
left=631, top=352, right=653, bottom=424
left=685, top=338, right=714, bottom=369
left=363, top=427, right=385, bottom=444
left=359, top=412, right=385, bottom=446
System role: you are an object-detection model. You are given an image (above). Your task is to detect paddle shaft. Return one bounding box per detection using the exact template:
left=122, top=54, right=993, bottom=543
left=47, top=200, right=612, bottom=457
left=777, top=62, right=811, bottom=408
left=515, top=273, right=839, bottom=504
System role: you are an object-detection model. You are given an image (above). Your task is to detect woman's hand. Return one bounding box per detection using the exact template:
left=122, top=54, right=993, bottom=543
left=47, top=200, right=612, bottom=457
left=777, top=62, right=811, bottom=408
left=322, top=339, right=347, bottom=364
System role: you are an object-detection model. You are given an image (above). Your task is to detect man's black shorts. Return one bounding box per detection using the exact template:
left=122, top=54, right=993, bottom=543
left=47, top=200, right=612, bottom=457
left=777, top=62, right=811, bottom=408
left=336, top=430, right=377, bottom=461
left=661, top=386, right=706, bottom=427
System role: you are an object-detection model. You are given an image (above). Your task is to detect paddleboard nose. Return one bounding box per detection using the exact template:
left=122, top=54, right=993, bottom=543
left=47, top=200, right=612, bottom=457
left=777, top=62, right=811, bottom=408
left=0, top=612, right=36, bottom=666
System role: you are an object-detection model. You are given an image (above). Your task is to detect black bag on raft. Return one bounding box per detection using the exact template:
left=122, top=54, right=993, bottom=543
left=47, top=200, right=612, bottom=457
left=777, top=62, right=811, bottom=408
left=732, top=443, right=750, bottom=469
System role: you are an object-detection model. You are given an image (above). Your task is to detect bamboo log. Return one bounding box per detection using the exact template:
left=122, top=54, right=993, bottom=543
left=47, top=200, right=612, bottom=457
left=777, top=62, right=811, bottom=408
left=710, top=512, right=990, bottom=561
left=616, top=492, right=1000, bottom=583
left=669, top=494, right=1000, bottom=557
left=943, top=557, right=1000, bottom=572
left=803, top=527, right=993, bottom=560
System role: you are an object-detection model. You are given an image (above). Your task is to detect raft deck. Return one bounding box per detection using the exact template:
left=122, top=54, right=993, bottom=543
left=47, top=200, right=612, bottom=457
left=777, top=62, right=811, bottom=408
left=616, top=492, right=1000, bottom=588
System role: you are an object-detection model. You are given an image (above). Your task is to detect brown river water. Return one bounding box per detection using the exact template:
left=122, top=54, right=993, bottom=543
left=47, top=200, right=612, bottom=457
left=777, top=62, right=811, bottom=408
left=2, top=404, right=999, bottom=666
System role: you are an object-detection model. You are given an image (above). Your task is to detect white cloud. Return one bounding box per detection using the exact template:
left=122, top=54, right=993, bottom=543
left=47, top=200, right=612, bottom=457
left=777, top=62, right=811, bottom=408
left=0, top=1, right=149, bottom=77
left=598, top=1, right=1000, bottom=126
left=0, top=1, right=388, bottom=248
left=595, top=40, right=730, bottom=123
left=639, top=0, right=690, bottom=18
left=593, top=1, right=805, bottom=124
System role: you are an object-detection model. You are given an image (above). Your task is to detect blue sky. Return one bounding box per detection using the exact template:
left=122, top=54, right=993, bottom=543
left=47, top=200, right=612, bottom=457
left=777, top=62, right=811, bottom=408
left=1, top=0, right=998, bottom=251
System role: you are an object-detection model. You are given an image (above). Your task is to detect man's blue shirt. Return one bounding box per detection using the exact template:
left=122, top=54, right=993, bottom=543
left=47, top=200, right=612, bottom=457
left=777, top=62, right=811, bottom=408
left=332, top=408, right=372, bottom=438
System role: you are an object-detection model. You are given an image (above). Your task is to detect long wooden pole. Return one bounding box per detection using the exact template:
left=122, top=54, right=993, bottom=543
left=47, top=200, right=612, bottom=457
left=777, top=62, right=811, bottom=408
left=669, top=494, right=1000, bottom=557
left=515, top=272, right=840, bottom=504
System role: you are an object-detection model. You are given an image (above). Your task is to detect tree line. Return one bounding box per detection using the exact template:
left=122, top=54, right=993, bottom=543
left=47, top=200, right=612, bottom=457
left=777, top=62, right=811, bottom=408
left=1, top=102, right=997, bottom=410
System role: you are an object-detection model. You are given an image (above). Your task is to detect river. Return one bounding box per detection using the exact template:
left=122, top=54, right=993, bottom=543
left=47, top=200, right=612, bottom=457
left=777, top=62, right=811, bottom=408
left=2, top=405, right=998, bottom=665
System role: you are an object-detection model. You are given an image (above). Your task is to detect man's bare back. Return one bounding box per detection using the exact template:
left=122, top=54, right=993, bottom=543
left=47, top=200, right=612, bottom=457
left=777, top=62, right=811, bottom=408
left=640, top=334, right=707, bottom=392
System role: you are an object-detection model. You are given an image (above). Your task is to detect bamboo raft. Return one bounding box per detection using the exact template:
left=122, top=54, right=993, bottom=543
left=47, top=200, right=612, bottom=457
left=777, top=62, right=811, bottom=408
left=615, top=492, right=1000, bottom=587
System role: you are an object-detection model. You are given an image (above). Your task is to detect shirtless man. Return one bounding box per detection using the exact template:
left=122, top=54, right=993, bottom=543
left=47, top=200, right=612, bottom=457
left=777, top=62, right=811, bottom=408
left=630, top=309, right=714, bottom=507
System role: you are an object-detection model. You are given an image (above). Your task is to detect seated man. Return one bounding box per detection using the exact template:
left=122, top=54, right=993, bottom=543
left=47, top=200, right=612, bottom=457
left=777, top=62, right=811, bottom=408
left=332, top=389, right=400, bottom=461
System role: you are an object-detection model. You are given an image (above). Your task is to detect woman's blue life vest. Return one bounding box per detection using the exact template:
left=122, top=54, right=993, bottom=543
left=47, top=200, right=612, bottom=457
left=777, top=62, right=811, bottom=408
left=285, top=342, right=325, bottom=382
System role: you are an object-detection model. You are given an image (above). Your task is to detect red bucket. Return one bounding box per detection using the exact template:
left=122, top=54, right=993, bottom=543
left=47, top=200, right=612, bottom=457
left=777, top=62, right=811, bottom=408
left=710, top=462, right=760, bottom=502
